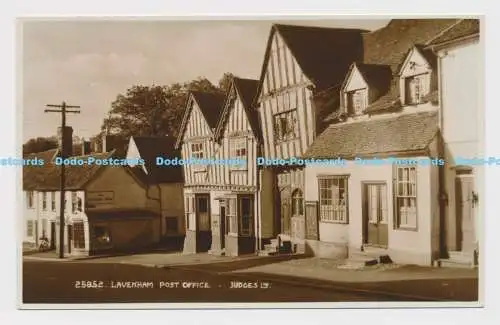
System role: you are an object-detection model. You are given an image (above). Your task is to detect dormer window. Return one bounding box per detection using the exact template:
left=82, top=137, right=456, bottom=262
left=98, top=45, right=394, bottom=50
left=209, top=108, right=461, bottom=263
left=399, top=46, right=433, bottom=106
left=347, top=89, right=367, bottom=116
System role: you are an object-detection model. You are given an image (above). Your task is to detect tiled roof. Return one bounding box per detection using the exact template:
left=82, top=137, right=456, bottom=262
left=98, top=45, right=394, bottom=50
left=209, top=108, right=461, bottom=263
left=190, top=91, right=226, bottom=129
left=303, top=111, right=438, bottom=159
left=175, top=90, right=226, bottom=149
left=215, top=77, right=261, bottom=141
left=130, top=136, right=183, bottom=183
left=428, top=19, right=480, bottom=46
left=353, top=63, right=393, bottom=95
left=320, top=19, right=458, bottom=120
left=253, top=24, right=367, bottom=106
left=275, top=24, right=367, bottom=91
left=23, top=150, right=114, bottom=191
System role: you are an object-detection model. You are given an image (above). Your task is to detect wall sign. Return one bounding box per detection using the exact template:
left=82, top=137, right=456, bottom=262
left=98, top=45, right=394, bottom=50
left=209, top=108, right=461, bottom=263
left=86, top=191, right=114, bottom=209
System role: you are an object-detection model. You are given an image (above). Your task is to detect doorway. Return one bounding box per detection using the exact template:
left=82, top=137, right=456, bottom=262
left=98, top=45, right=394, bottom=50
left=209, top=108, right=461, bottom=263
left=195, top=194, right=211, bottom=252
left=363, top=182, right=388, bottom=247
left=455, top=174, right=476, bottom=252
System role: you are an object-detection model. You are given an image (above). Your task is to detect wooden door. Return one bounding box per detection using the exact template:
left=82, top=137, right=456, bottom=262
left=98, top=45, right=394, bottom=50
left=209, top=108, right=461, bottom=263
left=456, top=176, right=476, bottom=252
left=363, top=183, right=388, bottom=247
left=196, top=195, right=210, bottom=232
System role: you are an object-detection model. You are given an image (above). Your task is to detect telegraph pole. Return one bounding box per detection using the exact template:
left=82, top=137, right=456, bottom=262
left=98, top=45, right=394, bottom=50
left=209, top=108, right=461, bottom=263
left=45, top=102, right=80, bottom=259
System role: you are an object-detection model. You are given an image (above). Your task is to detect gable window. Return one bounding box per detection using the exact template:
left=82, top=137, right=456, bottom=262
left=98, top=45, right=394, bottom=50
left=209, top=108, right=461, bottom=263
left=51, top=192, right=56, bottom=211
left=230, top=137, right=247, bottom=170
left=318, top=176, right=349, bottom=223
left=405, top=74, right=428, bottom=105
left=395, top=166, right=417, bottom=229
left=26, top=191, right=35, bottom=209
left=273, top=109, right=298, bottom=142
left=42, top=192, right=47, bottom=210
left=347, top=89, right=367, bottom=115
left=191, top=142, right=204, bottom=159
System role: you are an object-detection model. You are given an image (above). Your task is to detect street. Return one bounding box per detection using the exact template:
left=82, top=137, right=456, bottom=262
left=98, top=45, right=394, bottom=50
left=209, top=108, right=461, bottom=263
left=23, top=260, right=410, bottom=304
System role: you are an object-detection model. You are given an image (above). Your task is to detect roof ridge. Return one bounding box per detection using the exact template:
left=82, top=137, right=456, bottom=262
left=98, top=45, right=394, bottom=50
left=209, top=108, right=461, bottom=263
left=424, top=19, right=463, bottom=46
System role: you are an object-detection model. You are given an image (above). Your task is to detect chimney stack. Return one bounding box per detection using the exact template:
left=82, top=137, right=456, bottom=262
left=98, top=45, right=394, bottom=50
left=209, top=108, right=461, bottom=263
left=57, top=126, right=73, bottom=157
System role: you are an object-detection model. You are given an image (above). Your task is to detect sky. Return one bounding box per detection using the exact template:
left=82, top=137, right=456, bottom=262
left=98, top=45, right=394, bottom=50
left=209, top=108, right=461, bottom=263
left=20, top=18, right=389, bottom=142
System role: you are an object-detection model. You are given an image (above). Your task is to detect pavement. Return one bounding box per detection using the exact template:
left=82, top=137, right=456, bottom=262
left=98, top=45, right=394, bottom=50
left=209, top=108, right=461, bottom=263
left=22, top=251, right=479, bottom=302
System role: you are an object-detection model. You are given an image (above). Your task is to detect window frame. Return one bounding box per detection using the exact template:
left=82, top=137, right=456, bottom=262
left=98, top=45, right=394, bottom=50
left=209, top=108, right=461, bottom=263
left=191, top=142, right=205, bottom=159
left=229, top=137, right=248, bottom=170
left=404, top=72, right=430, bottom=105
left=51, top=192, right=56, bottom=211
left=272, top=108, right=298, bottom=143
left=26, top=220, right=34, bottom=237
left=26, top=191, right=34, bottom=209
left=226, top=196, right=238, bottom=236
left=317, top=175, right=349, bottom=224
left=346, top=88, right=367, bottom=116
left=42, top=192, right=47, bottom=210
left=394, top=166, right=418, bottom=230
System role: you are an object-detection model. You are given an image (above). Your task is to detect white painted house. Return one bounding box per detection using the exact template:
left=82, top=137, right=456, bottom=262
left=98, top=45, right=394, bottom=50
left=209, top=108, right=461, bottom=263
left=427, top=19, right=482, bottom=267
left=301, top=19, right=473, bottom=267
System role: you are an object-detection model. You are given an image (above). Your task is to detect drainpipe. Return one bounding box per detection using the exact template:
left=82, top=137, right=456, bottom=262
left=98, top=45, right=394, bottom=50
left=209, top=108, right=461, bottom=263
left=437, top=49, right=448, bottom=260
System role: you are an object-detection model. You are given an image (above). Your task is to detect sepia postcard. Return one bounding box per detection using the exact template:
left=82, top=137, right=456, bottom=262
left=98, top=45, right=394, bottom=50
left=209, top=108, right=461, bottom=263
left=18, top=16, right=483, bottom=309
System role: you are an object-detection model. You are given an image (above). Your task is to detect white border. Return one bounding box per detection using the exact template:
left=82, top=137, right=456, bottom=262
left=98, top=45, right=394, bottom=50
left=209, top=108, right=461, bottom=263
left=2, top=0, right=498, bottom=324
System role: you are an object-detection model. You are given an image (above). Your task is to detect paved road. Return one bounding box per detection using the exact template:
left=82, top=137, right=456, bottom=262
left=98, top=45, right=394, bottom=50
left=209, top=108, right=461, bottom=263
left=22, top=260, right=406, bottom=304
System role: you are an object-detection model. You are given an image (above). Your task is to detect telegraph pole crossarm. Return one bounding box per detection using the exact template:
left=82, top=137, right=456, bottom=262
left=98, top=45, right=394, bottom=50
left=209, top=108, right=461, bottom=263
left=44, top=101, right=80, bottom=259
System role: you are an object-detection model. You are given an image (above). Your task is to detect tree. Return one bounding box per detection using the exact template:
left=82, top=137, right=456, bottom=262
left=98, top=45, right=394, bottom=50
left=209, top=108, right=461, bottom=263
left=100, top=77, right=223, bottom=139
left=218, top=72, right=236, bottom=94
left=23, top=137, right=58, bottom=155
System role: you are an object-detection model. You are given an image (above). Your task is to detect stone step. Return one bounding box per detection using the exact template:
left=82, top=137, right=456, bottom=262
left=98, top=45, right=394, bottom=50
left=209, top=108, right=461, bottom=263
left=258, top=250, right=279, bottom=257
left=264, top=244, right=277, bottom=252
left=439, top=251, right=477, bottom=268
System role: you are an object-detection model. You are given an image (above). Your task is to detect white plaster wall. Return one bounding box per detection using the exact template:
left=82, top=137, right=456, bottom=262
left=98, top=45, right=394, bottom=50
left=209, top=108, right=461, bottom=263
left=305, top=159, right=434, bottom=265
left=441, top=40, right=482, bottom=247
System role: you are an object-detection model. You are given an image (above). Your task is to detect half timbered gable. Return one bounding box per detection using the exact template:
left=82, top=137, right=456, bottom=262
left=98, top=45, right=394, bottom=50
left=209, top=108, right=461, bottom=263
left=176, top=91, right=225, bottom=186
left=212, top=77, right=260, bottom=189
left=254, top=24, right=366, bottom=159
